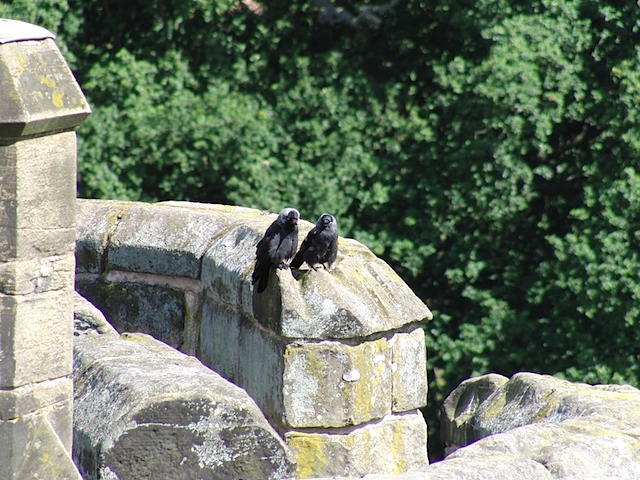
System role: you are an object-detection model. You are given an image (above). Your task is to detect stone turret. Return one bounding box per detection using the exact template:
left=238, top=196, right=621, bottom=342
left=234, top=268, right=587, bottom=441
left=75, top=200, right=433, bottom=478
left=0, top=19, right=91, bottom=479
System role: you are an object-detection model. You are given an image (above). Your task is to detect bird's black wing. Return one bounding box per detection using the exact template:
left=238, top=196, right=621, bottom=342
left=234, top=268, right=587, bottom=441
left=322, top=233, right=339, bottom=268
left=290, top=226, right=319, bottom=269
left=252, top=222, right=283, bottom=292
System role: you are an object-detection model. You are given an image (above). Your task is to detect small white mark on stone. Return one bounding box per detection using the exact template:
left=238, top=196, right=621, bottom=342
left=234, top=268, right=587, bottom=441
left=343, top=368, right=361, bottom=382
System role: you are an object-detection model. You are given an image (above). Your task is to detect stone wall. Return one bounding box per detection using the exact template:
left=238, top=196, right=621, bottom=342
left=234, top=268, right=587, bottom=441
left=73, top=293, right=296, bottom=479
left=0, top=19, right=90, bottom=480
left=75, top=199, right=433, bottom=478
left=435, top=372, right=640, bottom=479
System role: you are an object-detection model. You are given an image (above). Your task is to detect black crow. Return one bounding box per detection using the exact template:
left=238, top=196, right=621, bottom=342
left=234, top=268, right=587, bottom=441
left=252, top=207, right=300, bottom=293
left=290, top=213, right=338, bottom=271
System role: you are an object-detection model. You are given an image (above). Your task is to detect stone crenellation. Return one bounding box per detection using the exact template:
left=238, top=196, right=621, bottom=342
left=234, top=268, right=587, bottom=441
left=74, top=199, right=432, bottom=478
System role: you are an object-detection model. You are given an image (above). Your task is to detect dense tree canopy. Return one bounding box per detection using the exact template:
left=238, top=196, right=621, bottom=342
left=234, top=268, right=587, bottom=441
left=4, top=0, right=640, bottom=458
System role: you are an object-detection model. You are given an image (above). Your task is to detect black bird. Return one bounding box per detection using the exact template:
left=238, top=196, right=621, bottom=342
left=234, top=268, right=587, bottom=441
left=252, top=207, right=300, bottom=293
left=290, top=213, right=338, bottom=271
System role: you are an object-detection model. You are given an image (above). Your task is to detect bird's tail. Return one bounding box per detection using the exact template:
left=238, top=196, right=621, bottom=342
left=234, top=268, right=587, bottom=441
left=256, top=269, right=270, bottom=293
left=290, top=251, right=304, bottom=269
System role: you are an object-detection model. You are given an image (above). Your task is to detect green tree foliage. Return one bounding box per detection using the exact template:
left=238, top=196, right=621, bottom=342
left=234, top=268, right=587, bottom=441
left=4, top=0, right=640, bottom=459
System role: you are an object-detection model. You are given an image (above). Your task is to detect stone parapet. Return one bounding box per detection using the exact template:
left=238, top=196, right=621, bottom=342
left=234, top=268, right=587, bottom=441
left=436, top=372, right=640, bottom=479
left=0, top=18, right=90, bottom=480
left=73, top=319, right=295, bottom=480
left=76, top=199, right=432, bottom=477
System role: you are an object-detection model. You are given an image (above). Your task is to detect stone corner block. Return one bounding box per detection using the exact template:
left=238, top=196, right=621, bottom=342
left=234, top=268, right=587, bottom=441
left=0, top=376, right=72, bottom=422
left=285, top=411, right=428, bottom=479
left=75, top=199, right=137, bottom=274
left=0, top=133, right=78, bottom=261
left=201, top=224, right=261, bottom=309
left=0, top=35, right=90, bottom=139
left=440, top=373, right=509, bottom=447
left=390, top=326, right=428, bottom=412
left=73, top=291, right=119, bottom=337
left=283, top=338, right=392, bottom=429
left=0, top=290, right=73, bottom=389
left=198, top=297, right=287, bottom=427
left=0, top=252, right=74, bottom=295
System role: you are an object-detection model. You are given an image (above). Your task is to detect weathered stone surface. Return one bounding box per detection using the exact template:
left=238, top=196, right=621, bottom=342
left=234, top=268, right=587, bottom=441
left=0, top=133, right=77, bottom=261
left=390, top=327, right=428, bottom=412
left=73, top=291, right=119, bottom=337
left=440, top=373, right=508, bottom=447
left=0, top=24, right=87, bottom=480
left=0, top=376, right=72, bottom=421
left=0, top=252, right=74, bottom=295
left=0, top=290, right=73, bottom=388
left=283, top=338, right=391, bottom=428
left=108, top=203, right=236, bottom=278
left=436, top=372, right=640, bottom=479
left=75, top=199, right=136, bottom=274
left=73, top=331, right=295, bottom=480
left=75, top=277, right=186, bottom=348
left=0, top=37, right=90, bottom=138
left=357, top=456, right=554, bottom=480
left=75, top=199, right=432, bottom=478
left=0, top=414, right=82, bottom=480
left=200, top=300, right=428, bottom=431
left=201, top=224, right=262, bottom=311
left=0, top=376, right=74, bottom=454
left=198, top=297, right=287, bottom=425
left=286, top=411, right=428, bottom=478
left=76, top=200, right=432, bottom=340
left=253, top=232, right=432, bottom=339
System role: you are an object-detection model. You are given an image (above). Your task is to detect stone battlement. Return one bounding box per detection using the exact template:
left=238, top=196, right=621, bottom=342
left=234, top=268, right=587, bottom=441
left=75, top=199, right=432, bottom=478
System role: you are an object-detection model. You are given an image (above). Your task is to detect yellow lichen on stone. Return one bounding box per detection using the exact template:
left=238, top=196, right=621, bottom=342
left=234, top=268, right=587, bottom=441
left=52, top=90, right=65, bottom=108
left=12, top=53, right=27, bottom=74
left=287, top=433, right=331, bottom=478
left=352, top=338, right=389, bottom=420
left=482, top=390, right=507, bottom=419
left=37, top=74, right=57, bottom=89
left=534, top=391, right=558, bottom=421
left=391, top=423, right=409, bottom=474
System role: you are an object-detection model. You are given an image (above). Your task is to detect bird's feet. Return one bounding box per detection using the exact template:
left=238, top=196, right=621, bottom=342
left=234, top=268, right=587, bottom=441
left=277, top=263, right=290, bottom=270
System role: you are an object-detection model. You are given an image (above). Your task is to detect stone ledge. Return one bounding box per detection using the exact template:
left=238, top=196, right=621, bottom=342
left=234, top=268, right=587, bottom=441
left=73, top=330, right=295, bottom=480
left=253, top=235, right=432, bottom=340
left=437, top=373, right=640, bottom=479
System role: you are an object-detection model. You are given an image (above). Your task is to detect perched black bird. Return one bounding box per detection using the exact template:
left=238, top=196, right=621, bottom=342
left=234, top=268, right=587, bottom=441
left=290, top=213, right=338, bottom=271
left=252, top=207, right=300, bottom=293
